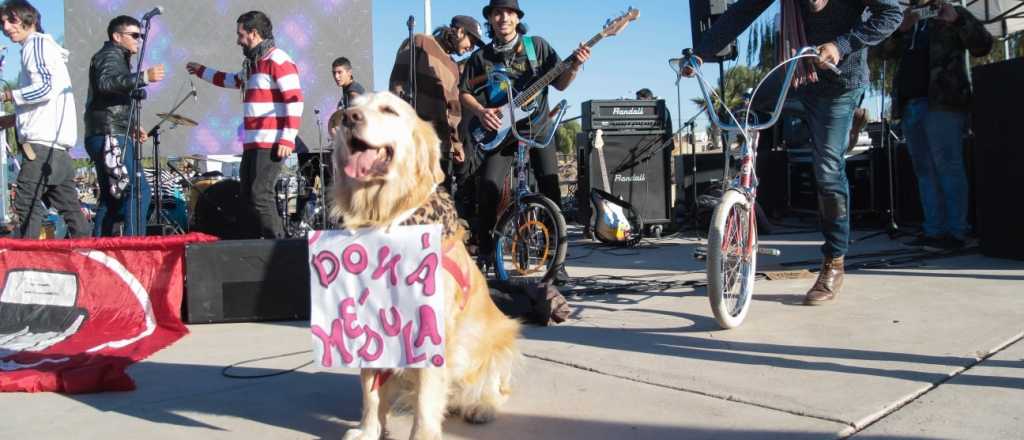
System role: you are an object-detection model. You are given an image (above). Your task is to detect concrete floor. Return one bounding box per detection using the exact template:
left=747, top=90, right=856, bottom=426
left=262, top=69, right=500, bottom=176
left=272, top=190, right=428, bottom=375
left=2, top=228, right=1022, bottom=439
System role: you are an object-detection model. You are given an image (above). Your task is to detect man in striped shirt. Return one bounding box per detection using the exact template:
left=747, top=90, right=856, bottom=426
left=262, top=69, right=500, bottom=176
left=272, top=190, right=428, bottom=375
left=186, top=10, right=303, bottom=239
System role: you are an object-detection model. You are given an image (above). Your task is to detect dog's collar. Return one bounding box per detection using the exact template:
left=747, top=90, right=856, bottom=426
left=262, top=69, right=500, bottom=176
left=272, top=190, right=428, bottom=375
left=389, top=184, right=439, bottom=228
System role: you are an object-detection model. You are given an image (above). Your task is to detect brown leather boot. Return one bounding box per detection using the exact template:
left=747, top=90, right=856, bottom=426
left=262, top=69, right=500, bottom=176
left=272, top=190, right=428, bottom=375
left=804, top=255, right=844, bottom=305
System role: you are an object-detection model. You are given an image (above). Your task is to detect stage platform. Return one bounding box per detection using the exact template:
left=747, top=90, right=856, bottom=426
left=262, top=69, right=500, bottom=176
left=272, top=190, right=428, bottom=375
left=3, top=226, right=1022, bottom=439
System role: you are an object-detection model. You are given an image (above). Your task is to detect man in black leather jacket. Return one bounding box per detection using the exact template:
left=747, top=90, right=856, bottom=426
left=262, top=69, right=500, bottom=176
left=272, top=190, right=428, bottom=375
left=84, top=15, right=165, bottom=236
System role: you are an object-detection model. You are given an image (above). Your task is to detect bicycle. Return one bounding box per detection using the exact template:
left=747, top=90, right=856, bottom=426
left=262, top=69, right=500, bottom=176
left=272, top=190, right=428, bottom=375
left=487, top=70, right=570, bottom=285
left=682, top=46, right=827, bottom=328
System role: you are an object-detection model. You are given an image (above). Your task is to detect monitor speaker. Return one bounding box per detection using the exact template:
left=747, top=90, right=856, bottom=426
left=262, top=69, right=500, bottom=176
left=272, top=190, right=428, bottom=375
left=184, top=239, right=311, bottom=323
left=971, top=59, right=1024, bottom=259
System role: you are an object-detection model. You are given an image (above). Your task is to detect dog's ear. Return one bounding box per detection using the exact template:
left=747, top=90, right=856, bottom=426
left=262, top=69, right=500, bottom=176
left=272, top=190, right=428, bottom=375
left=412, top=118, right=445, bottom=185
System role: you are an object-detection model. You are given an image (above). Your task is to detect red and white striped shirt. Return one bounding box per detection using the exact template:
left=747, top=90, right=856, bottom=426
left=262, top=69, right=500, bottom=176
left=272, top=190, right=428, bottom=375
left=195, top=48, right=304, bottom=151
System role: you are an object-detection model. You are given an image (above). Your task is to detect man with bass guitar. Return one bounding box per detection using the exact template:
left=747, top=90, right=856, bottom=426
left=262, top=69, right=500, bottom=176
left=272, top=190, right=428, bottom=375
left=459, top=0, right=590, bottom=284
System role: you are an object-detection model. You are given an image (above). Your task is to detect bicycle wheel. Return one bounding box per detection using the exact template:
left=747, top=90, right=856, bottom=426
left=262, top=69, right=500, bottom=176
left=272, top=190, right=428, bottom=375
left=493, top=194, right=568, bottom=284
left=706, top=189, right=756, bottom=329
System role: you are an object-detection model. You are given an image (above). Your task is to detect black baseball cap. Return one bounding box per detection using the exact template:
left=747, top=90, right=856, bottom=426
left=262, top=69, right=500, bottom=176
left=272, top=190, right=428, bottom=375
left=451, top=15, right=485, bottom=47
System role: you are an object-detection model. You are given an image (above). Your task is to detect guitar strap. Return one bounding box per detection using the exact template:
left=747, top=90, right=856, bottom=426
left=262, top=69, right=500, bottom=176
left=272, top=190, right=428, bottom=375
left=521, top=36, right=540, bottom=77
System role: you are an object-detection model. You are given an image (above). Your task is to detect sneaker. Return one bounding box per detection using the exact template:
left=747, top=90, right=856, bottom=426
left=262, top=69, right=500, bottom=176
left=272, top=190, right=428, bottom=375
left=924, top=236, right=966, bottom=252
left=904, top=234, right=941, bottom=249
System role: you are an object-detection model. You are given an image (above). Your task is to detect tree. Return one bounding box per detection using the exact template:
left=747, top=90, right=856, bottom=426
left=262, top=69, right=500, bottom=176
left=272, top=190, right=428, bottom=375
left=555, top=120, right=580, bottom=156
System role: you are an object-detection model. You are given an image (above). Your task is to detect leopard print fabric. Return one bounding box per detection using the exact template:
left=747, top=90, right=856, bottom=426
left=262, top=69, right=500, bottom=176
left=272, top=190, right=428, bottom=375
left=399, top=188, right=463, bottom=241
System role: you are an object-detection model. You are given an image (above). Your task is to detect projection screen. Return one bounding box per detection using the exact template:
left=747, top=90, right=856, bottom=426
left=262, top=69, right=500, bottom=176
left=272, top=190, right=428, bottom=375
left=64, top=0, right=373, bottom=157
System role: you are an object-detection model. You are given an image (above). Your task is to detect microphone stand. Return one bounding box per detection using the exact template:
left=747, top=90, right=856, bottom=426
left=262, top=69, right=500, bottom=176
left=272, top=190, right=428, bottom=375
left=146, top=87, right=197, bottom=235
left=671, top=56, right=703, bottom=232
left=125, top=14, right=155, bottom=236
left=314, top=109, right=327, bottom=230
left=407, top=15, right=417, bottom=111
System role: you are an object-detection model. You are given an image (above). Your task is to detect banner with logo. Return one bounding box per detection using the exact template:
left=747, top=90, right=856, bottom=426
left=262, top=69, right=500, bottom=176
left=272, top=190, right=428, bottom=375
left=308, top=226, right=445, bottom=369
left=0, top=234, right=216, bottom=393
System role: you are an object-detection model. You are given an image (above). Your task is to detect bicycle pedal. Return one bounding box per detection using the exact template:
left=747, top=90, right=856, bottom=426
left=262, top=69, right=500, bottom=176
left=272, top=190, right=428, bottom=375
left=693, top=245, right=707, bottom=261
left=756, top=247, right=781, bottom=256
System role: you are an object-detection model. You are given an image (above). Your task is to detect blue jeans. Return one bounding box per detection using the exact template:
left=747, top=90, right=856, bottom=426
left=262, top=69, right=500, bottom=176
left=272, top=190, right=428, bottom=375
left=901, top=98, right=969, bottom=240
left=797, top=86, right=864, bottom=258
left=85, top=134, right=151, bottom=236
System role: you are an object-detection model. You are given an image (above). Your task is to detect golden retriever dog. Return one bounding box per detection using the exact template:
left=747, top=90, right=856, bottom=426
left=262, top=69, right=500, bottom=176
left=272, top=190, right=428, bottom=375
left=332, top=92, right=521, bottom=440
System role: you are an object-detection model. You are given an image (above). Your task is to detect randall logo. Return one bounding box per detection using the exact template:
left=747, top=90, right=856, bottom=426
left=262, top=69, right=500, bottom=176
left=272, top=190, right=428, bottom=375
left=611, top=107, right=644, bottom=116
left=614, top=174, right=646, bottom=183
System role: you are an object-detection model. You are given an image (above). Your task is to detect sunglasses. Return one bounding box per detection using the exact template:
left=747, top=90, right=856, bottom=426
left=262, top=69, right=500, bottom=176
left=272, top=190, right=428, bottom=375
left=119, top=31, right=142, bottom=40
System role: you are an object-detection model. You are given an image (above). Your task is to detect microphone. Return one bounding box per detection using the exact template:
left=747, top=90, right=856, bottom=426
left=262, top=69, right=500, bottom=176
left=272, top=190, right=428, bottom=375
left=142, top=6, right=163, bottom=21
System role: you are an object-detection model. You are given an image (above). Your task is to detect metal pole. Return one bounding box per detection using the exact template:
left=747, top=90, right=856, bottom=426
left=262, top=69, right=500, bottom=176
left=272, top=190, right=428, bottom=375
left=424, top=0, right=432, bottom=33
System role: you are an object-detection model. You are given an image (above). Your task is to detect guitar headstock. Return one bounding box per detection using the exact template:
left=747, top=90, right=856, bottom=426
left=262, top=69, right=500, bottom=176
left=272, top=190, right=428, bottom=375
left=594, top=129, right=605, bottom=150
left=600, top=7, right=640, bottom=38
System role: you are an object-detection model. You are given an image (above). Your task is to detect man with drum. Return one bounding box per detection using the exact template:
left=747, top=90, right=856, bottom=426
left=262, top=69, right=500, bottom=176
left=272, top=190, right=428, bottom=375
left=84, top=14, right=166, bottom=236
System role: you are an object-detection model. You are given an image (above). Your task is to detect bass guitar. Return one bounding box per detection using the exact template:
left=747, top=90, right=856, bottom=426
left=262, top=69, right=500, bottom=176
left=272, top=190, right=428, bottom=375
left=467, top=7, right=639, bottom=153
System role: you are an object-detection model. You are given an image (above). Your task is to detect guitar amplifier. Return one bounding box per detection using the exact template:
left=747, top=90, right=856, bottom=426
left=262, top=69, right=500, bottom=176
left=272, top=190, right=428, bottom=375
left=576, top=130, right=674, bottom=227
left=582, top=99, right=669, bottom=133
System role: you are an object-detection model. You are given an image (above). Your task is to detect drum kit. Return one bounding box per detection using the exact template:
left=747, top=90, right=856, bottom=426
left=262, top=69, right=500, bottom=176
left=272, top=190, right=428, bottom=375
left=148, top=112, right=333, bottom=239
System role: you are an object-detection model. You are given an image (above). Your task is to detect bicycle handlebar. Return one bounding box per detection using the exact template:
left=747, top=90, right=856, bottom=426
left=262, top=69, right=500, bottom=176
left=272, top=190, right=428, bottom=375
left=489, top=71, right=570, bottom=149
left=683, top=46, right=822, bottom=133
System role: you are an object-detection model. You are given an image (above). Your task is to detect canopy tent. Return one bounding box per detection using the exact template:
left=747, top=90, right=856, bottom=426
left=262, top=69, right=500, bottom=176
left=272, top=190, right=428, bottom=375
left=966, top=0, right=1024, bottom=37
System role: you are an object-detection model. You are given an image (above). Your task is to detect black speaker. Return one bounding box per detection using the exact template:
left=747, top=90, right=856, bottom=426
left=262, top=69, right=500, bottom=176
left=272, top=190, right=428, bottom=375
left=688, top=0, right=738, bottom=62
left=184, top=239, right=311, bottom=323
left=786, top=150, right=875, bottom=215
left=577, top=131, right=674, bottom=226
left=972, top=59, right=1024, bottom=259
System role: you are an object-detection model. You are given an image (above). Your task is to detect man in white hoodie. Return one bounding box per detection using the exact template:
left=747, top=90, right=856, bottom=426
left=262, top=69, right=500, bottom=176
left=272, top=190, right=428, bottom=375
left=0, top=0, right=87, bottom=239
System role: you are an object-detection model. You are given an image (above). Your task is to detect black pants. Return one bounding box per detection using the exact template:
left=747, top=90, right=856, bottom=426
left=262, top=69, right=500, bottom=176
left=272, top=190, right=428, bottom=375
left=240, top=148, right=284, bottom=239
left=477, top=141, right=561, bottom=253
left=11, top=145, right=89, bottom=239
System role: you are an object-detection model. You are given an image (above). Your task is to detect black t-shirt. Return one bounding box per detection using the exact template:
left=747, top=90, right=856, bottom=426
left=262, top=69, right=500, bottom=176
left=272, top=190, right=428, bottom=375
left=459, top=35, right=561, bottom=143
left=338, top=81, right=366, bottom=110
left=898, top=22, right=930, bottom=104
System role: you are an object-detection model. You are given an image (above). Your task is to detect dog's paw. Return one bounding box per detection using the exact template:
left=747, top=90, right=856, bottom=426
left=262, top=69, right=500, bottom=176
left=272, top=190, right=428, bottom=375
left=342, top=427, right=381, bottom=440
left=445, top=405, right=462, bottom=418
left=462, top=404, right=497, bottom=424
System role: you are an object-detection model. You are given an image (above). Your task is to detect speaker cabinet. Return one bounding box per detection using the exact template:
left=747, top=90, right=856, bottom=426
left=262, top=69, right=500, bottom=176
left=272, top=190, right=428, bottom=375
left=577, top=130, right=674, bottom=226
left=786, top=149, right=875, bottom=215
left=184, top=239, right=310, bottom=323
left=972, top=59, right=1024, bottom=259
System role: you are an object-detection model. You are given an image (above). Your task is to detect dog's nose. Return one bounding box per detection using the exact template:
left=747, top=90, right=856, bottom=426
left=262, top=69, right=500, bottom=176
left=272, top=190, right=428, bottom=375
left=342, top=108, right=364, bottom=128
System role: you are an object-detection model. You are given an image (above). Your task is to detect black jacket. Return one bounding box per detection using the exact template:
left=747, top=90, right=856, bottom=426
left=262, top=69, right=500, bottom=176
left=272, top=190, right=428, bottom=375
left=84, top=42, right=147, bottom=137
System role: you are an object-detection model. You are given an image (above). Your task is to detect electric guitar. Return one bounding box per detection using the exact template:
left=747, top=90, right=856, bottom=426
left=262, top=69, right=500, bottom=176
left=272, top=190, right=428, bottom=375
left=467, top=7, right=639, bottom=153
left=590, top=129, right=636, bottom=244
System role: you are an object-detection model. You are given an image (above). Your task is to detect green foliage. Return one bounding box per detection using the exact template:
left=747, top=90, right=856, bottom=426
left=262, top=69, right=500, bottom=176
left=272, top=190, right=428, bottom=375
left=555, top=120, right=581, bottom=155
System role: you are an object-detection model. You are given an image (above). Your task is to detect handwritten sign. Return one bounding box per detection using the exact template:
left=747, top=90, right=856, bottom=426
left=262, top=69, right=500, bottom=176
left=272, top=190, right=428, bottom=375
left=308, top=225, right=445, bottom=369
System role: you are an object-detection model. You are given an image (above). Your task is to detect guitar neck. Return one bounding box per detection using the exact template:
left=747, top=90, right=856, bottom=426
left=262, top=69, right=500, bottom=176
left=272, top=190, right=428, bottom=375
left=512, top=32, right=605, bottom=108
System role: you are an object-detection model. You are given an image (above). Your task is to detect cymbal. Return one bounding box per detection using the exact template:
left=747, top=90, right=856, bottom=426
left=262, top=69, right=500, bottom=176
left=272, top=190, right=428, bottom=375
left=156, top=112, right=198, bottom=127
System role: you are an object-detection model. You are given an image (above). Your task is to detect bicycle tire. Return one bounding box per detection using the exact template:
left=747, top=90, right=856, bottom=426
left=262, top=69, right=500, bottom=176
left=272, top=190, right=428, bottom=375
left=493, top=194, right=568, bottom=284
left=707, top=189, right=756, bottom=329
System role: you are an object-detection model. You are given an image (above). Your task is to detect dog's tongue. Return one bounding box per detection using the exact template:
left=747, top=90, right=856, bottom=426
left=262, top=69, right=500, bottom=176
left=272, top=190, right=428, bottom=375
left=344, top=149, right=384, bottom=180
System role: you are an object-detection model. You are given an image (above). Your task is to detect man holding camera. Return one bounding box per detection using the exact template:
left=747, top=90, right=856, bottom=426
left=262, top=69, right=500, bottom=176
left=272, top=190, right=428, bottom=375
left=882, top=0, right=992, bottom=251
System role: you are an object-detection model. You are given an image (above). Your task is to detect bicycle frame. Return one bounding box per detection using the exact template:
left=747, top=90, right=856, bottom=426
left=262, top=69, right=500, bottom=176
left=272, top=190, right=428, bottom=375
left=488, top=71, right=569, bottom=279
left=683, top=46, right=819, bottom=257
